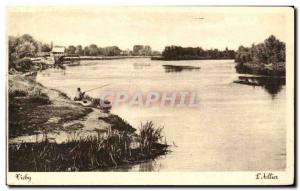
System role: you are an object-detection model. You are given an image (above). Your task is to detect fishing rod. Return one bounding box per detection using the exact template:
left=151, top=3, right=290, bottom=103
left=84, top=84, right=111, bottom=93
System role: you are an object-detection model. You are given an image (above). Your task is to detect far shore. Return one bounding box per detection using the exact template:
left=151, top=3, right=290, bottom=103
left=151, top=56, right=234, bottom=61
left=63, top=55, right=152, bottom=61
left=235, top=62, right=285, bottom=76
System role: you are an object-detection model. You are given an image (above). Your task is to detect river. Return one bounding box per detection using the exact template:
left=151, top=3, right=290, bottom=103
left=36, top=58, right=286, bottom=171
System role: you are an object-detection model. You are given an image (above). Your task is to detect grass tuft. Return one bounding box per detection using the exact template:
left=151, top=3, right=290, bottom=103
left=9, top=121, right=168, bottom=172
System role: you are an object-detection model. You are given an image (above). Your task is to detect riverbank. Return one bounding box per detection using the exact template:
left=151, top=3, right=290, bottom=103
left=234, top=35, right=285, bottom=77
left=235, top=62, right=285, bottom=76
left=63, top=55, right=151, bottom=61
left=9, top=131, right=168, bottom=172
left=10, top=56, right=153, bottom=74
left=151, top=56, right=234, bottom=61
left=9, top=74, right=93, bottom=138
left=8, top=73, right=168, bottom=171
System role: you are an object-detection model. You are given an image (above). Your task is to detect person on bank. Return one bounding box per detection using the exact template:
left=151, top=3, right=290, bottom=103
left=74, top=87, right=85, bottom=101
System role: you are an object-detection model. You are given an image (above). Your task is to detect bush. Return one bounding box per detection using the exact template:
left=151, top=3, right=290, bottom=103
left=9, top=89, right=28, bottom=98
left=99, top=114, right=136, bottom=133
left=9, top=121, right=168, bottom=171
left=139, top=121, right=164, bottom=155
left=59, top=92, right=69, bottom=99
left=27, top=95, right=50, bottom=105
left=235, top=35, right=285, bottom=67
left=14, top=58, right=35, bottom=72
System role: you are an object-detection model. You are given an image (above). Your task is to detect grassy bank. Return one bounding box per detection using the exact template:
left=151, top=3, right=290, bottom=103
left=9, top=122, right=168, bottom=172
left=8, top=74, right=93, bottom=138
left=9, top=74, right=169, bottom=171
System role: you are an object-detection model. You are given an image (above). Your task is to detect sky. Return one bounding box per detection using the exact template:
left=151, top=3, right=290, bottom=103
left=7, top=6, right=290, bottom=51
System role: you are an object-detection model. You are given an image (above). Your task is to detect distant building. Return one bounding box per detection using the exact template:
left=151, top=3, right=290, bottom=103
left=51, top=46, right=66, bottom=57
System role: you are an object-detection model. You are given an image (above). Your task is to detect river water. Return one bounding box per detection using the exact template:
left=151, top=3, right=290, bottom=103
left=36, top=58, right=286, bottom=171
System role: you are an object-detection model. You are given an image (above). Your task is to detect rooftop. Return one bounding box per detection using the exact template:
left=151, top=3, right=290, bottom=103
left=52, top=46, right=66, bottom=53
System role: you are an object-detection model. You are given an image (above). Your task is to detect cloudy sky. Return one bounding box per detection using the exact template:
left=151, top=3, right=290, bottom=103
left=7, top=6, right=290, bottom=51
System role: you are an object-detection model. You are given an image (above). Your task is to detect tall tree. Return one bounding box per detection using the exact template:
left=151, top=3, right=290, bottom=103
left=8, top=34, right=39, bottom=70
left=11, top=34, right=39, bottom=59
left=67, top=45, right=76, bottom=54
left=88, top=44, right=99, bottom=56
left=83, top=46, right=90, bottom=56
left=75, top=45, right=84, bottom=55
left=41, top=44, right=52, bottom=52
left=133, top=45, right=144, bottom=55
left=103, top=46, right=121, bottom=56
left=235, top=35, right=285, bottom=65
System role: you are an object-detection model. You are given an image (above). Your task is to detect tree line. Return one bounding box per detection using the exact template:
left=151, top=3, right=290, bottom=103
left=66, top=44, right=123, bottom=56
left=235, top=35, right=285, bottom=65
left=8, top=34, right=52, bottom=70
left=8, top=33, right=156, bottom=62
left=161, top=46, right=235, bottom=60
left=132, top=45, right=153, bottom=56
left=67, top=44, right=155, bottom=56
left=8, top=34, right=158, bottom=72
left=66, top=44, right=121, bottom=56
left=234, top=35, right=286, bottom=76
left=9, top=34, right=50, bottom=63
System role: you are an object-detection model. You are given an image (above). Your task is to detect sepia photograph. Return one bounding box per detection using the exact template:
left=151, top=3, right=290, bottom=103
left=6, top=6, right=294, bottom=185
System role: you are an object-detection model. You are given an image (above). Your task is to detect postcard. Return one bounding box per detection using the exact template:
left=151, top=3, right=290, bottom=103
left=6, top=6, right=294, bottom=186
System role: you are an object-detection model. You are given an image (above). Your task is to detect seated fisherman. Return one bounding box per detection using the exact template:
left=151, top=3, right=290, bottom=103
left=74, top=87, right=85, bottom=101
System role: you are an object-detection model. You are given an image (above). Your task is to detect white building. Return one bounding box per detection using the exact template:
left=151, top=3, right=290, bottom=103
left=51, top=46, right=66, bottom=57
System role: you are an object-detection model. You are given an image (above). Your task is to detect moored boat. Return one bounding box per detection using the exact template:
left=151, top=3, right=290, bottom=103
left=233, top=79, right=260, bottom=86
left=75, top=98, right=112, bottom=113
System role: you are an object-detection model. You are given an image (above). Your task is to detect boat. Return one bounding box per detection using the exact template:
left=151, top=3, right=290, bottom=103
left=24, top=71, right=38, bottom=77
left=233, top=76, right=261, bottom=86
left=162, top=64, right=200, bottom=72
left=75, top=99, right=93, bottom=107
left=233, top=80, right=260, bottom=86
left=75, top=98, right=112, bottom=113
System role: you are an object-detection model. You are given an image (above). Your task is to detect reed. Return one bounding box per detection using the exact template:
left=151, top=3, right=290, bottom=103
left=139, top=121, right=164, bottom=155
left=9, top=122, right=168, bottom=172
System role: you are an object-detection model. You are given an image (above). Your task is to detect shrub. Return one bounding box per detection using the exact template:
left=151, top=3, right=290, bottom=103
left=9, top=121, right=168, bottom=171
left=10, top=133, right=135, bottom=171
left=9, top=89, right=28, bottom=98
left=59, top=92, right=69, bottom=99
left=139, top=121, right=164, bottom=155
left=14, top=58, right=35, bottom=72
left=27, top=94, right=51, bottom=105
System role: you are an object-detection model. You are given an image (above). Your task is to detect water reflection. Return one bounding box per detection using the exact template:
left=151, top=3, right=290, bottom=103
left=234, top=76, right=285, bottom=97
left=162, top=64, right=200, bottom=73
left=133, top=63, right=151, bottom=70
left=40, top=67, right=66, bottom=77
left=107, top=155, right=165, bottom=172
left=64, top=60, right=80, bottom=67
left=137, top=158, right=163, bottom=172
